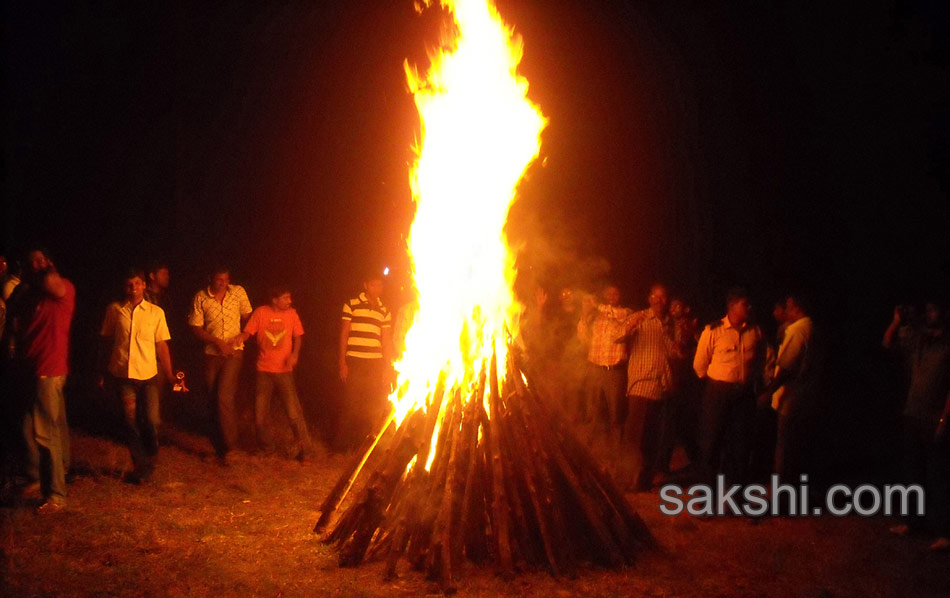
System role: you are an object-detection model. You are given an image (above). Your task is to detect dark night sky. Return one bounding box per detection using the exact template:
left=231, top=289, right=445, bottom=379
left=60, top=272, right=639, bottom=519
left=3, top=1, right=949, bottom=473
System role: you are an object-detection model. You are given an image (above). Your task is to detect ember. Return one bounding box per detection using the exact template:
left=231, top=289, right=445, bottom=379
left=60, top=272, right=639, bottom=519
left=314, top=0, right=654, bottom=589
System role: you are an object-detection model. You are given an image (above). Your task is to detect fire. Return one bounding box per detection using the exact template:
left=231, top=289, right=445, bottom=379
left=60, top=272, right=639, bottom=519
left=391, top=0, right=546, bottom=436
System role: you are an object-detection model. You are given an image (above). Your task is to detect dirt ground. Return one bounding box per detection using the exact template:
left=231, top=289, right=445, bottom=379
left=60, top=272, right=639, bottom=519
left=1, top=424, right=948, bottom=598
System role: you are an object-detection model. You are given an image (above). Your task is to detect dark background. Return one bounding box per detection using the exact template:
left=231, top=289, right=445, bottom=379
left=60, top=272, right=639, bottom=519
left=3, top=1, right=948, bottom=478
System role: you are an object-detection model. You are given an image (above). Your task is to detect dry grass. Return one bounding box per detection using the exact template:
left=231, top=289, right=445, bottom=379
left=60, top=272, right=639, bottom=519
left=2, top=427, right=948, bottom=598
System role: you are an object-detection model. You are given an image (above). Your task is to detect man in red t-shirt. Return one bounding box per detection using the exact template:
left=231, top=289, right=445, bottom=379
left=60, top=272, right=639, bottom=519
left=9, top=247, right=75, bottom=511
left=238, top=286, right=314, bottom=460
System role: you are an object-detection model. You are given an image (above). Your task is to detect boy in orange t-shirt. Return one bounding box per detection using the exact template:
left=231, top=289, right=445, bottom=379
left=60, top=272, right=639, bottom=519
left=238, top=286, right=314, bottom=460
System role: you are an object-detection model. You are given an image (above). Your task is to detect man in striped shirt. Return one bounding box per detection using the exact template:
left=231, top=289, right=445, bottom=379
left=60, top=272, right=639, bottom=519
left=336, top=271, right=393, bottom=451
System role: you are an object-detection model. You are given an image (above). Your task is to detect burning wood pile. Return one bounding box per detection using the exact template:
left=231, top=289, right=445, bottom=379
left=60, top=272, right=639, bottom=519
left=314, top=351, right=655, bottom=590
left=314, top=1, right=654, bottom=589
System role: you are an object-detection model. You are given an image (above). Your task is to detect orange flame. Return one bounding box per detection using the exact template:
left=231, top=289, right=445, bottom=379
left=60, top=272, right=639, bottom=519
left=390, top=0, right=546, bottom=456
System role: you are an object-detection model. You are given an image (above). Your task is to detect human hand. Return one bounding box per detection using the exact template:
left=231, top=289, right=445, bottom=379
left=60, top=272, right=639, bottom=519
left=216, top=339, right=235, bottom=357
left=893, top=306, right=902, bottom=325
left=339, top=360, right=348, bottom=382
left=286, top=354, right=299, bottom=370
left=581, top=295, right=597, bottom=316
left=535, top=288, right=548, bottom=310
left=387, top=367, right=398, bottom=393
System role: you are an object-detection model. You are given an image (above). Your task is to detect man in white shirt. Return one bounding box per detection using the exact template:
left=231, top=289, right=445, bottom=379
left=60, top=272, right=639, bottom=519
left=759, top=294, right=818, bottom=482
left=693, top=288, right=765, bottom=482
left=100, top=269, right=173, bottom=483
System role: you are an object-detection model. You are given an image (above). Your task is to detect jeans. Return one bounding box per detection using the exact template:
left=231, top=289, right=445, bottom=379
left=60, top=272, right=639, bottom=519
left=903, top=415, right=950, bottom=534
left=255, top=371, right=313, bottom=455
left=116, top=376, right=160, bottom=476
left=625, top=395, right=672, bottom=488
left=24, top=375, right=70, bottom=499
left=205, top=352, right=243, bottom=455
left=584, top=363, right=627, bottom=432
left=336, top=358, right=388, bottom=451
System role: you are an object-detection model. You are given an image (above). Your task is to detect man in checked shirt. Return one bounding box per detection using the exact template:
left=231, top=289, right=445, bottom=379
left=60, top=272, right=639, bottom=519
left=189, top=266, right=253, bottom=464
left=578, top=283, right=637, bottom=449
left=622, top=283, right=674, bottom=492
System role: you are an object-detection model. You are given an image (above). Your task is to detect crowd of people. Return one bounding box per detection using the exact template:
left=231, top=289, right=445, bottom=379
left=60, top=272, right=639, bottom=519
left=0, top=247, right=947, bottom=551
left=0, top=249, right=394, bottom=512
left=520, top=281, right=949, bottom=550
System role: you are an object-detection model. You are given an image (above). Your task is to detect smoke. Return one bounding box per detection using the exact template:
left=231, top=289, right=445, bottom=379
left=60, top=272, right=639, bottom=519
left=507, top=161, right=612, bottom=303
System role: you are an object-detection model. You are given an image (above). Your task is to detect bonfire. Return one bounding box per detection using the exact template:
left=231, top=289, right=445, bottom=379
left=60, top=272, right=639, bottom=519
left=315, top=0, right=653, bottom=590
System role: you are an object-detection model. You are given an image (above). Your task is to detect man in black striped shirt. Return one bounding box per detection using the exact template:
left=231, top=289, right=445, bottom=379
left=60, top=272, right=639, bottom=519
left=336, top=271, right=393, bottom=451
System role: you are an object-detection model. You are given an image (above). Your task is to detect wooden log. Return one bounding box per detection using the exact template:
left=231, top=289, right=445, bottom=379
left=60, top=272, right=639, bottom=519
left=452, top=395, right=483, bottom=569
left=432, top=390, right=469, bottom=592
left=508, top=396, right=578, bottom=577
left=331, top=412, right=421, bottom=566
left=314, top=411, right=396, bottom=534
left=407, top=392, right=460, bottom=571
left=517, top=387, right=629, bottom=566
left=486, top=349, right=514, bottom=579
left=336, top=411, right=426, bottom=566
left=525, top=387, right=656, bottom=553
left=463, top=417, right=492, bottom=564
left=324, top=408, right=418, bottom=545
left=504, top=397, right=564, bottom=575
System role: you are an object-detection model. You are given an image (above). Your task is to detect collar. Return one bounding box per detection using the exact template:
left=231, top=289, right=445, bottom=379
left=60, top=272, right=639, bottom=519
left=205, top=285, right=232, bottom=299
left=643, top=308, right=670, bottom=323
left=120, top=299, right=152, bottom=312
left=786, top=316, right=811, bottom=331
left=722, top=316, right=746, bottom=331
left=360, top=292, right=381, bottom=309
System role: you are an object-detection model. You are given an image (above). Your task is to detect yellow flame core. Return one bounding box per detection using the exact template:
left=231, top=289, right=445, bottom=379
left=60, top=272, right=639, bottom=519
left=391, top=0, right=546, bottom=441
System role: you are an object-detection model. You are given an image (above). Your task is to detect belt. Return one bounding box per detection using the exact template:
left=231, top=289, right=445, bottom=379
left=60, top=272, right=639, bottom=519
left=594, top=361, right=626, bottom=371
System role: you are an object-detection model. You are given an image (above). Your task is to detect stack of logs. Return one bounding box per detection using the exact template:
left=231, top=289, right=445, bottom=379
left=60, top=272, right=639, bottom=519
left=314, top=351, right=654, bottom=592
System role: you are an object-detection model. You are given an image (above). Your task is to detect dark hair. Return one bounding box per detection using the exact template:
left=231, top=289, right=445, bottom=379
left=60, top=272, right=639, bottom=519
left=125, top=268, right=146, bottom=283
left=25, top=245, right=54, bottom=263
left=268, top=284, right=292, bottom=300
left=363, top=268, right=385, bottom=284
left=726, top=287, right=749, bottom=308
left=147, top=260, right=169, bottom=276
left=785, top=292, right=812, bottom=316
left=210, top=265, right=230, bottom=278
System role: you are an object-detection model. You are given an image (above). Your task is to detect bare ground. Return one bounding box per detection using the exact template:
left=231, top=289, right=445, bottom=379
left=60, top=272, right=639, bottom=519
left=1, top=427, right=948, bottom=598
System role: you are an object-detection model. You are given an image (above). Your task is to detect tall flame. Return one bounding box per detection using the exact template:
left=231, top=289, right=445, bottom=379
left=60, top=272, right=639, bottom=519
left=391, top=0, right=546, bottom=436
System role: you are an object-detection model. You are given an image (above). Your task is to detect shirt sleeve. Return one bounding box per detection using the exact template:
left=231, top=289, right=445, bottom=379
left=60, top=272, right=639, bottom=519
left=292, top=310, right=304, bottom=336
left=243, top=308, right=261, bottom=335
left=187, top=293, right=205, bottom=327
left=341, top=301, right=353, bottom=321
left=693, top=326, right=713, bottom=378
left=775, top=326, right=806, bottom=373
left=155, top=308, right=171, bottom=343
left=100, top=303, right=118, bottom=337
left=577, top=314, right=592, bottom=345
left=238, top=286, right=253, bottom=317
